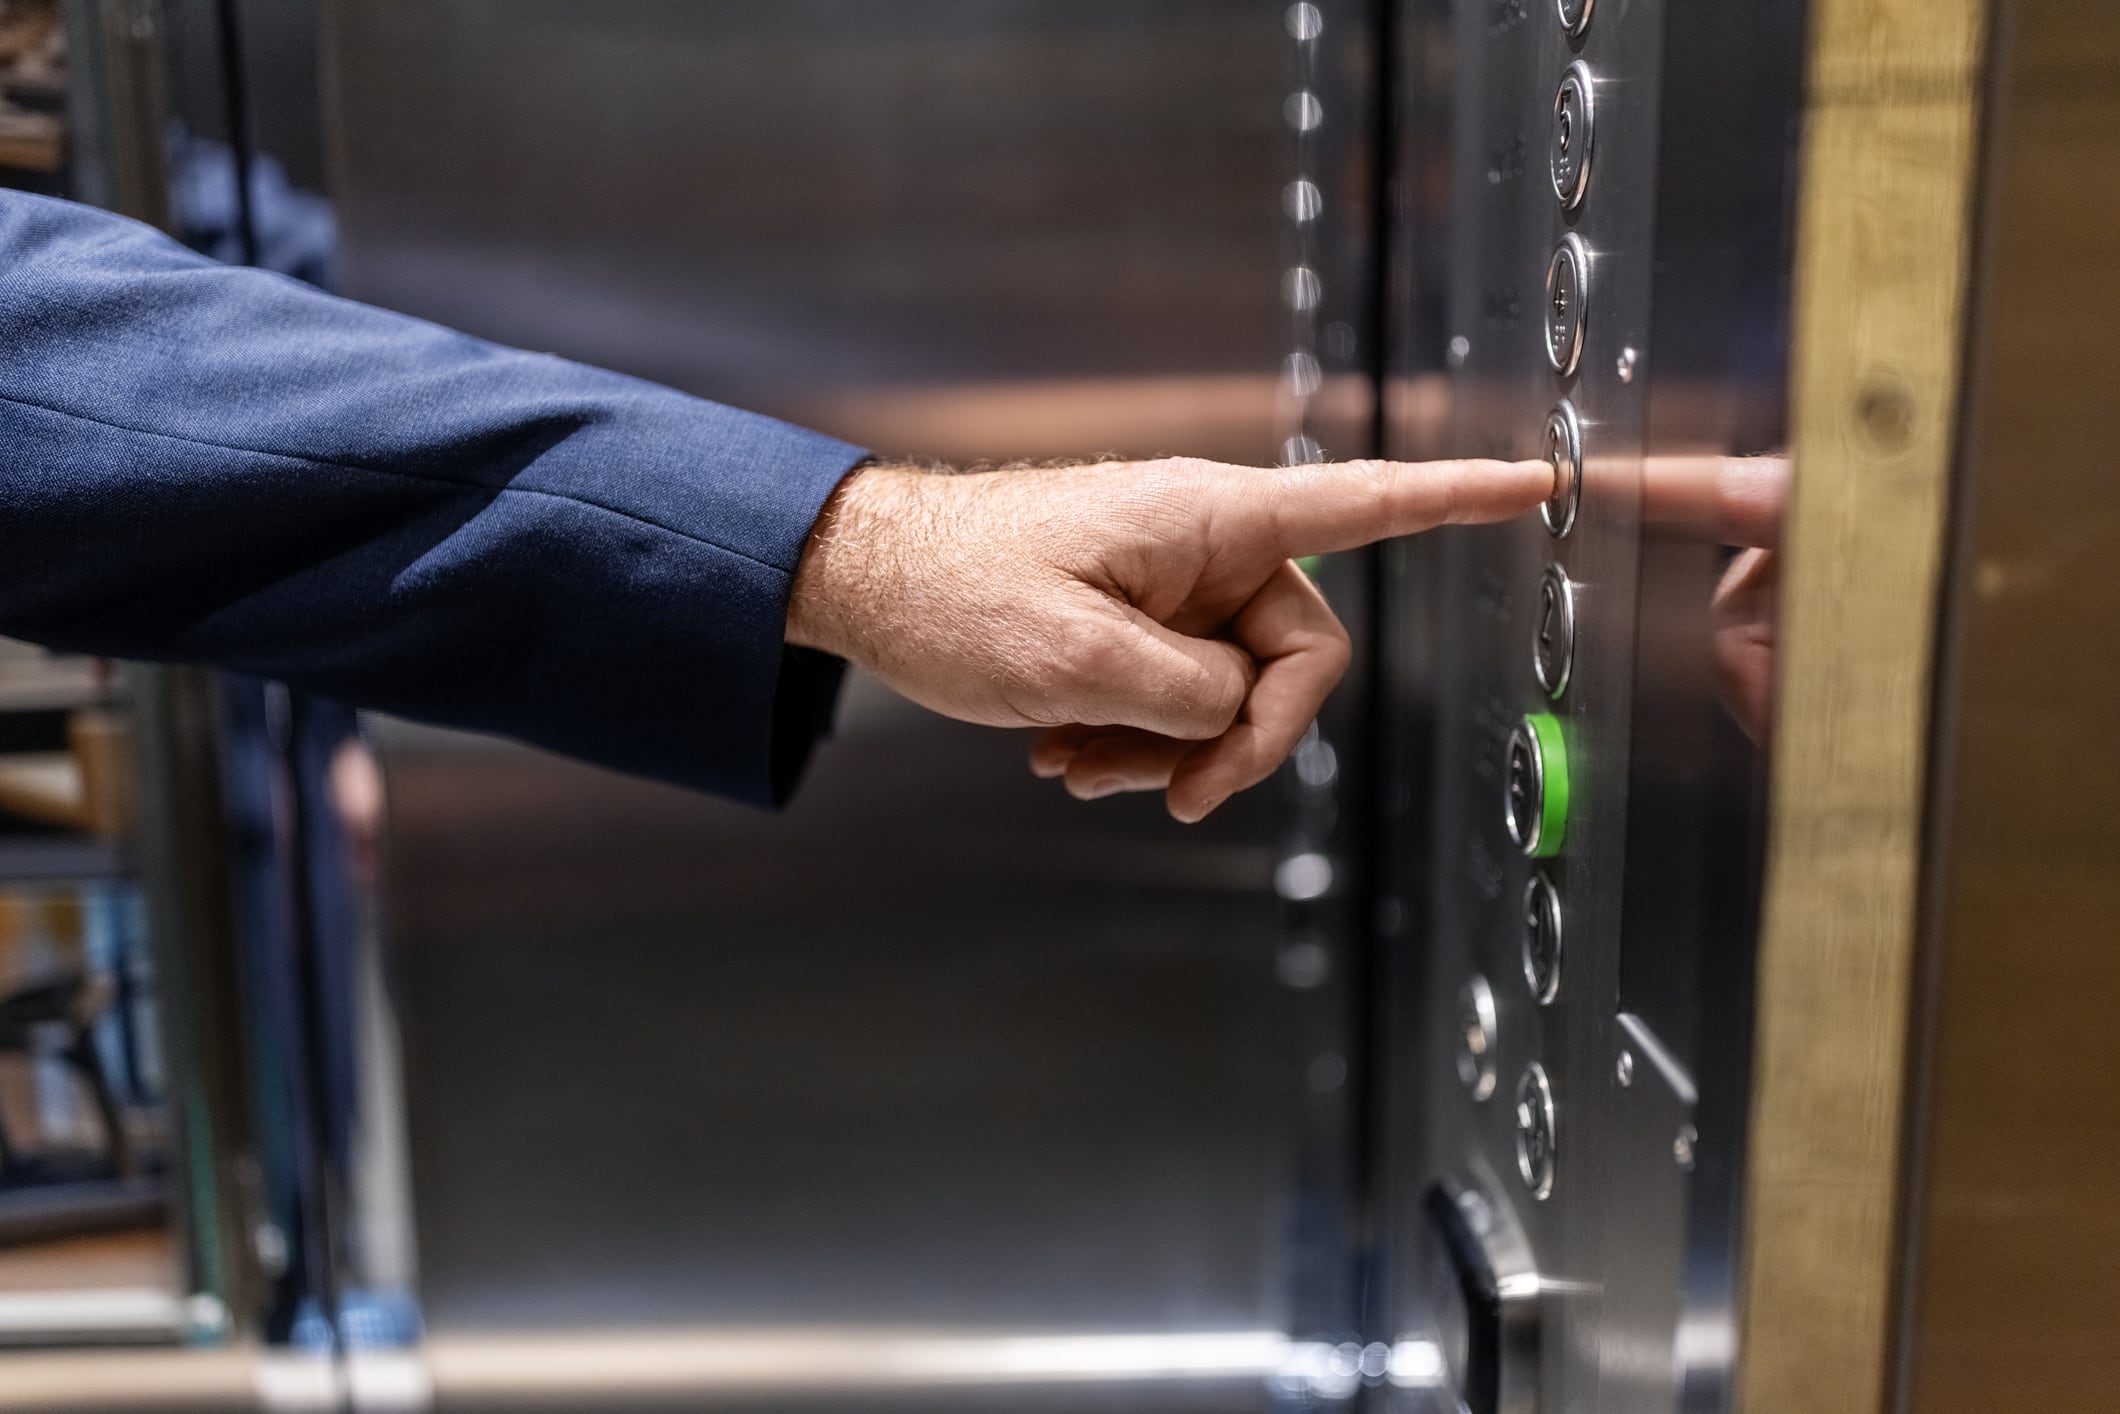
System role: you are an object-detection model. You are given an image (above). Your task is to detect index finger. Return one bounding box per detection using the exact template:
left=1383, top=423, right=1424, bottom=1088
left=1234, top=458, right=1554, bottom=560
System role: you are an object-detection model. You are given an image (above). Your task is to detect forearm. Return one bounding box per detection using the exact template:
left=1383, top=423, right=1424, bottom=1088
left=0, top=192, right=867, bottom=802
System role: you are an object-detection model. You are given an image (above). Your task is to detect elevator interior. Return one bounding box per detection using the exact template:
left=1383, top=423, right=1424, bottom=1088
left=2, top=1, right=2115, bottom=1412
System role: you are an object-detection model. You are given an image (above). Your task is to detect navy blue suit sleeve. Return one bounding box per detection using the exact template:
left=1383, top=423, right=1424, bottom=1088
left=0, top=192, right=869, bottom=805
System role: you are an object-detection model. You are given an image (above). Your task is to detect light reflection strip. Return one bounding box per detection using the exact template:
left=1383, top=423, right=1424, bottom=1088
left=425, top=1329, right=1296, bottom=1392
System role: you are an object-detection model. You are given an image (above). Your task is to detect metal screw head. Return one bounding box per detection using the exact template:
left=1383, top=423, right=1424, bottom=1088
left=1532, top=564, right=1576, bottom=699
left=1522, top=871, right=1564, bottom=1004
left=1545, top=235, right=1588, bottom=376
left=1455, top=975, right=1500, bottom=1102
left=1615, top=1049, right=1635, bottom=1087
left=1448, top=334, right=1471, bottom=369
left=1550, top=63, right=1595, bottom=210
left=1515, top=1063, right=1558, bottom=1200
left=1557, top=0, right=1594, bottom=36
left=1674, top=1124, right=1698, bottom=1171
left=1616, top=346, right=1638, bottom=383
left=1542, top=400, right=1583, bottom=536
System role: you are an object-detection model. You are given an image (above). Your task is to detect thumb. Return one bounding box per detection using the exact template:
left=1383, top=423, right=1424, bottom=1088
left=1227, top=457, right=1553, bottom=560
left=1067, top=606, right=1256, bottom=741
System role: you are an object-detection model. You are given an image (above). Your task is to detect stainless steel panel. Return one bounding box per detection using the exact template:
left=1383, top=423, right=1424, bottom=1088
left=1371, top=0, right=1805, bottom=1410
left=324, top=0, right=1298, bottom=465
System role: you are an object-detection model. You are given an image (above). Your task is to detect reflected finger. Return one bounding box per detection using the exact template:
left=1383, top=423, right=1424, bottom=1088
left=1639, top=454, right=1789, bottom=548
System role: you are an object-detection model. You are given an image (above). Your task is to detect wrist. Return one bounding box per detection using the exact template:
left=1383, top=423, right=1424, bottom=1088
left=786, top=469, right=861, bottom=658
left=787, top=462, right=922, bottom=662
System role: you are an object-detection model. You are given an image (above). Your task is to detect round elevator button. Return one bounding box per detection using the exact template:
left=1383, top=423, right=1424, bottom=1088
left=1557, top=0, right=1594, bottom=36
left=1546, top=234, right=1589, bottom=377
left=1455, top=975, right=1500, bottom=1103
left=1515, top=1063, right=1559, bottom=1200
left=1533, top=564, right=1577, bottom=699
left=1550, top=62, right=1595, bottom=211
left=1522, top=872, right=1563, bottom=1004
left=1543, top=400, right=1583, bottom=536
left=1504, top=712, right=1570, bottom=859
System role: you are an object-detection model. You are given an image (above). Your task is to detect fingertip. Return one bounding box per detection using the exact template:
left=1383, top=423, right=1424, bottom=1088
left=1167, top=792, right=1213, bottom=824
left=1451, top=457, right=1563, bottom=525
left=1166, top=755, right=1235, bottom=823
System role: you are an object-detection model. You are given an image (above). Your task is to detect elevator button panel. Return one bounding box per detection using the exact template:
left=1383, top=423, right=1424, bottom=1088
left=1550, top=62, right=1595, bottom=211
left=1505, top=712, right=1570, bottom=859
left=1533, top=564, right=1577, bottom=698
left=1546, top=234, right=1588, bottom=375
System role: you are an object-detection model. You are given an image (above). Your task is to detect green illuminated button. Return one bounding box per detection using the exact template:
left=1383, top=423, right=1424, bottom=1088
left=1504, top=712, right=1570, bottom=859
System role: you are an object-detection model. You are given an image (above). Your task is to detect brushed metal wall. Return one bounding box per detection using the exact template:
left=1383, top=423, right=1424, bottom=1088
left=324, top=0, right=1298, bottom=464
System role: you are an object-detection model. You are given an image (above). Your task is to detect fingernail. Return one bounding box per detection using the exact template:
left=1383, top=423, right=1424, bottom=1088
left=1074, top=777, right=1123, bottom=800
left=1173, top=794, right=1225, bottom=824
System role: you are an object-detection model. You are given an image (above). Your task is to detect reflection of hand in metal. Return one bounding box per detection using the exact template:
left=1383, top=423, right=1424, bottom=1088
left=1642, top=455, right=1789, bottom=744
left=1712, top=548, right=1779, bottom=744
left=329, top=739, right=385, bottom=887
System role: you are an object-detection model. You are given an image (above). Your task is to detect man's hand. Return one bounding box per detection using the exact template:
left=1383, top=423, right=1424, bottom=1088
left=787, top=456, right=1549, bottom=821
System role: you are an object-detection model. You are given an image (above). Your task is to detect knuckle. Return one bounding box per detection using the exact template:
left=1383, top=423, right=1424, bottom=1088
left=1319, top=622, right=1354, bottom=679
left=1323, top=636, right=1354, bottom=684
left=1325, top=607, right=1354, bottom=655
left=1118, top=458, right=1209, bottom=538
left=1182, top=671, right=1246, bottom=737
left=1346, top=458, right=1397, bottom=526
